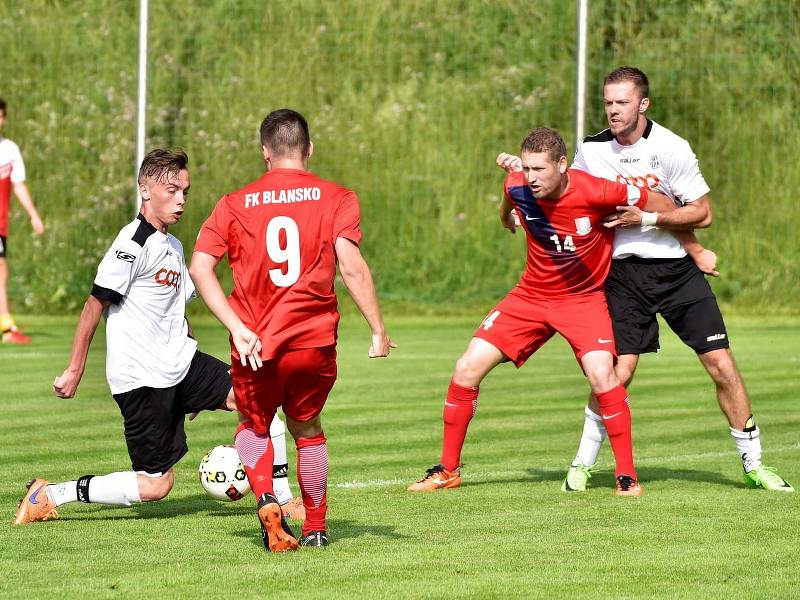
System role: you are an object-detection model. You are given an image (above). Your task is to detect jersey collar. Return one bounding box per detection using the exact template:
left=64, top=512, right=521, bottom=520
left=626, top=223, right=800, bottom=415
left=136, top=213, right=159, bottom=235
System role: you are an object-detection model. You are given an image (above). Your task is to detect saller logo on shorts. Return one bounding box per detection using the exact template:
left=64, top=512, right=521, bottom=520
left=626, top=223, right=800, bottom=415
left=706, top=333, right=726, bottom=342
left=115, top=250, right=136, bottom=263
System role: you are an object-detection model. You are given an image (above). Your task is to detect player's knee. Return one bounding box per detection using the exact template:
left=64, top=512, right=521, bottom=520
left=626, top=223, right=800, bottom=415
left=585, top=361, right=617, bottom=392
left=286, top=415, right=322, bottom=439
left=453, top=355, right=482, bottom=387
left=701, top=349, right=739, bottom=386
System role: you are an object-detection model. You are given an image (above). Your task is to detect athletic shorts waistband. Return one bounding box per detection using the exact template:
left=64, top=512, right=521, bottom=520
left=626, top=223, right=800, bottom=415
left=614, top=255, right=690, bottom=265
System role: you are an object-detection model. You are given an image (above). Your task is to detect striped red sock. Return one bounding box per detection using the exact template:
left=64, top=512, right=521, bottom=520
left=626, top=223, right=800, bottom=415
left=440, top=379, right=479, bottom=471
left=596, top=385, right=636, bottom=478
left=296, top=432, right=328, bottom=535
left=235, top=422, right=274, bottom=498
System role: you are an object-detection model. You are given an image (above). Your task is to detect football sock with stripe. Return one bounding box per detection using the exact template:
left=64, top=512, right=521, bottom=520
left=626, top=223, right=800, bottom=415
left=440, top=379, right=479, bottom=471
left=730, top=415, right=762, bottom=472
left=572, top=405, right=607, bottom=467
left=235, top=421, right=275, bottom=498
left=46, top=472, right=141, bottom=507
left=596, top=385, right=636, bottom=478
left=269, top=414, right=293, bottom=504
left=296, top=432, right=328, bottom=536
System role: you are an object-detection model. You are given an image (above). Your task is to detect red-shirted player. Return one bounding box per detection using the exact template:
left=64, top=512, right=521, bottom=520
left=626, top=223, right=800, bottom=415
left=0, top=98, right=45, bottom=344
left=408, top=127, right=678, bottom=497
left=190, top=109, right=394, bottom=552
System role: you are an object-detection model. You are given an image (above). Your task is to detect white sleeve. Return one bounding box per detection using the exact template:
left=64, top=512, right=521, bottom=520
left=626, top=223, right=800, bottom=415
left=571, top=142, right=589, bottom=173
left=92, top=237, right=143, bottom=304
left=9, top=142, right=26, bottom=184
left=664, top=142, right=710, bottom=204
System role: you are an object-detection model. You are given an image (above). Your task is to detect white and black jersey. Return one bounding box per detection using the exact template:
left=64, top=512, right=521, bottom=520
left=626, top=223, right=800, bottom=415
left=573, top=119, right=710, bottom=259
left=92, top=214, right=197, bottom=394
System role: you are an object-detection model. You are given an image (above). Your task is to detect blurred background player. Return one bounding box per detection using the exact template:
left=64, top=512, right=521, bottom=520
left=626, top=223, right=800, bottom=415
left=13, top=149, right=301, bottom=526
left=191, top=108, right=394, bottom=551
left=498, top=66, right=792, bottom=493
left=408, top=127, right=679, bottom=497
left=0, top=97, right=45, bottom=344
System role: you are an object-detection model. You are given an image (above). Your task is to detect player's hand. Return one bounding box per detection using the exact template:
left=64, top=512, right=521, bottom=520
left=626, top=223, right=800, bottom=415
left=496, top=153, right=522, bottom=173
left=53, top=368, right=82, bottom=398
left=232, top=326, right=263, bottom=371
left=692, top=248, right=720, bottom=277
left=368, top=332, right=397, bottom=358
left=31, top=216, right=45, bottom=235
left=603, top=205, right=643, bottom=228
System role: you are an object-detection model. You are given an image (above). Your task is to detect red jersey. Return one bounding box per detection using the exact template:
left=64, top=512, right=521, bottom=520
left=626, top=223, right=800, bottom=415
left=504, top=169, right=647, bottom=297
left=195, top=168, right=361, bottom=360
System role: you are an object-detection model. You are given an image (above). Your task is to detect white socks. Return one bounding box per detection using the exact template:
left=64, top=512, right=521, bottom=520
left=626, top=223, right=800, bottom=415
left=572, top=407, right=607, bottom=468
left=730, top=423, right=762, bottom=472
left=47, top=471, right=141, bottom=507
left=270, top=414, right=293, bottom=505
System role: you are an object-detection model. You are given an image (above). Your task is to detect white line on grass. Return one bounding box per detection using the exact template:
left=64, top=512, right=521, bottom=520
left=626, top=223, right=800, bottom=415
left=332, top=443, right=800, bottom=489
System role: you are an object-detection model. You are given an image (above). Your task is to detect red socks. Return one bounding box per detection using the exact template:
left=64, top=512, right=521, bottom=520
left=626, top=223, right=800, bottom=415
left=440, top=379, right=479, bottom=471
left=595, top=385, right=636, bottom=478
left=296, top=432, right=328, bottom=535
left=234, top=422, right=274, bottom=498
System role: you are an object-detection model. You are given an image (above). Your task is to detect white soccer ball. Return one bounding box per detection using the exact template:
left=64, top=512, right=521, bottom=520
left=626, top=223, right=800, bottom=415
left=198, top=445, right=251, bottom=502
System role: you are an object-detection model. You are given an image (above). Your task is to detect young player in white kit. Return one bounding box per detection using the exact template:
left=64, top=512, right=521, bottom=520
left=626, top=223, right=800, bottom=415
left=497, top=67, right=792, bottom=493
left=14, top=149, right=303, bottom=526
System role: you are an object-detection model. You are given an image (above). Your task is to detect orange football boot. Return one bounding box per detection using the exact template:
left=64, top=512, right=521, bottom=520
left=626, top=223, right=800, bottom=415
left=2, top=328, right=31, bottom=345
left=13, top=479, right=59, bottom=525
left=407, top=464, right=462, bottom=492
left=615, top=474, right=644, bottom=497
left=257, top=493, right=298, bottom=552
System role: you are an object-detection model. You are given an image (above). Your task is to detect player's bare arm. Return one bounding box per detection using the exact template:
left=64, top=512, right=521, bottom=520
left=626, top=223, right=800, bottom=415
left=189, top=251, right=263, bottom=371
left=602, top=190, right=680, bottom=229
left=52, top=295, right=109, bottom=398
left=680, top=233, right=719, bottom=276
left=603, top=194, right=711, bottom=230
left=498, top=195, right=519, bottom=234
left=13, top=181, right=45, bottom=235
left=334, top=236, right=395, bottom=358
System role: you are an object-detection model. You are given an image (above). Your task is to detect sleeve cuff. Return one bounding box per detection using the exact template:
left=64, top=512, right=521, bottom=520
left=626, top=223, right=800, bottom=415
left=91, top=284, right=123, bottom=305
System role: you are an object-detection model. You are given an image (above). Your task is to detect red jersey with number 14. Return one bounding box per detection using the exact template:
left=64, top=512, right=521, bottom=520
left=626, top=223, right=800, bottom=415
left=195, top=168, right=361, bottom=360
left=504, top=169, right=646, bottom=298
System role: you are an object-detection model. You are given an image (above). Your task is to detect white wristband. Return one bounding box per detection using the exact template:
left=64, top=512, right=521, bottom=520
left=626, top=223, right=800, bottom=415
left=641, top=211, right=658, bottom=230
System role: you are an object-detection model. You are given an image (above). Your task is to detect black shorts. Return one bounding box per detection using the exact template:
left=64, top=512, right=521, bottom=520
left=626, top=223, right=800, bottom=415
left=0, top=235, right=6, bottom=258
left=605, top=256, right=729, bottom=356
left=112, top=351, right=231, bottom=473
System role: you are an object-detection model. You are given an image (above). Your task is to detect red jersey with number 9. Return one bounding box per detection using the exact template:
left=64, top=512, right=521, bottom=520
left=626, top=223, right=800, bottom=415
left=195, top=168, right=361, bottom=360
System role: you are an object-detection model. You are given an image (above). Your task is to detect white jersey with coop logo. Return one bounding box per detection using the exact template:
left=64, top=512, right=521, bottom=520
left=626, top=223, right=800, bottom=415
left=91, top=214, right=197, bottom=394
left=572, top=119, right=710, bottom=259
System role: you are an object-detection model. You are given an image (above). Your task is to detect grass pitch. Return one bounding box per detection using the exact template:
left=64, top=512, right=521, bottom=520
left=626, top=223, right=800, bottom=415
left=1, top=313, right=798, bottom=599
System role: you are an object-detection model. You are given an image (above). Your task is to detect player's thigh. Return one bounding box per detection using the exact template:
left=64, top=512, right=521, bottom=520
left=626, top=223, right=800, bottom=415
left=281, top=346, right=337, bottom=423
left=472, top=293, right=555, bottom=368
left=661, top=296, right=730, bottom=354
left=113, top=386, right=187, bottom=474
left=605, top=260, right=660, bottom=354
left=230, top=359, right=281, bottom=434
left=178, top=351, right=232, bottom=414
left=549, top=292, right=617, bottom=361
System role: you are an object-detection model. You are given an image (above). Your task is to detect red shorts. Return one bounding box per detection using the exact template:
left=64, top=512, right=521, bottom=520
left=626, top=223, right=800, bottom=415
left=230, top=346, right=337, bottom=434
left=473, top=289, right=616, bottom=367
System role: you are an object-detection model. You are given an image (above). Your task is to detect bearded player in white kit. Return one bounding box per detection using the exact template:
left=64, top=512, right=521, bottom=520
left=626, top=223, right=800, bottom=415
left=497, top=66, right=792, bottom=493
left=14, top=149, right=303, bottom=525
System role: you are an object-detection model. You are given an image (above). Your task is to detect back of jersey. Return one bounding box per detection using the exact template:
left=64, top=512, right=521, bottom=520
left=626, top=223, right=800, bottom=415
left=195, top=168, right=361, bottom=360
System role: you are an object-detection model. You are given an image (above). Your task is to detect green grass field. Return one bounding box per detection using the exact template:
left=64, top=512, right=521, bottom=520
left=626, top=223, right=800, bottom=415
left=2, top=313, right=798, bottom=599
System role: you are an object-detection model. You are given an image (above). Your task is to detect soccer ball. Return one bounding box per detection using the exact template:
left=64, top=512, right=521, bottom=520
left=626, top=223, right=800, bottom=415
left=198, top=445, right=251, bottom=502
